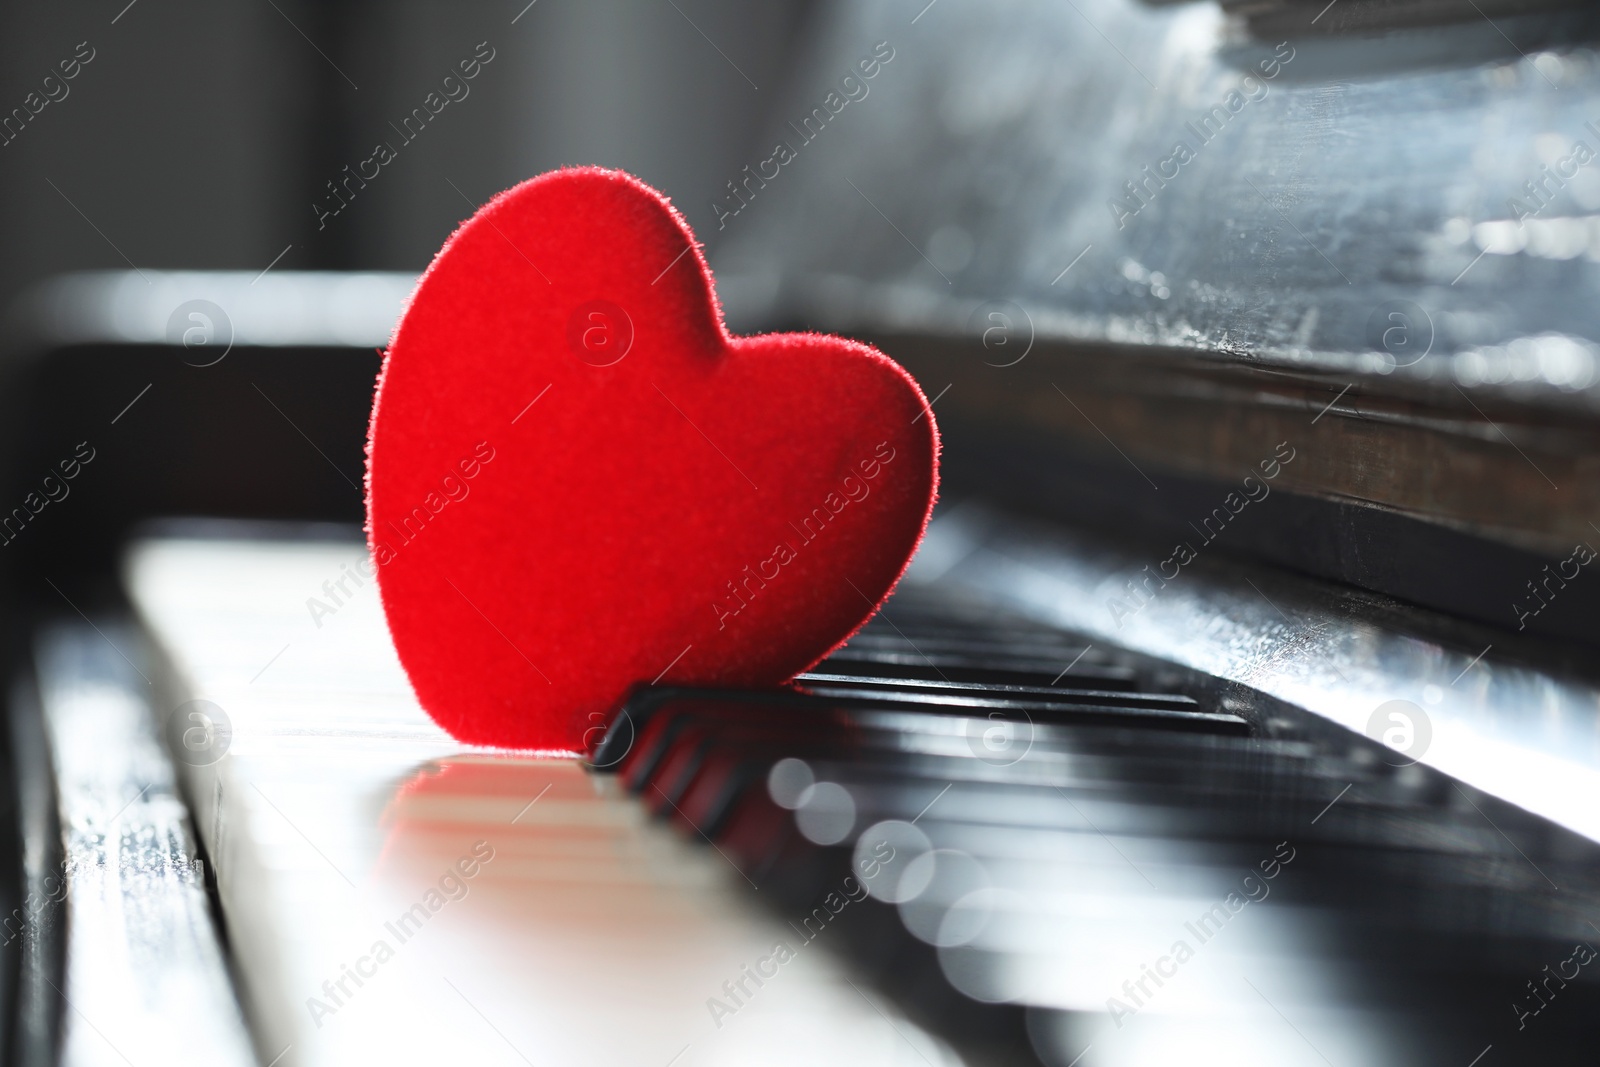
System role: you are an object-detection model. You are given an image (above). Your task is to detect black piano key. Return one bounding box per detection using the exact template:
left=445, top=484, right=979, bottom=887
left=615, top=695, right=1259, bottom=833
left=796, top=671, right=1202, bottom=710
left=593, top=676, right=1248, bottom=782
left=817, top=648, right=1140, bottom=689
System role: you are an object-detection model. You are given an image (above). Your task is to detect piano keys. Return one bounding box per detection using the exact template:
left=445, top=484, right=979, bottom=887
left=87, top=519, right=1600, bottom=1067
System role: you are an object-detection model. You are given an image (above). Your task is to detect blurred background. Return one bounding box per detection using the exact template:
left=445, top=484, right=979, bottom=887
left=0, top=0, right=811, bottom=302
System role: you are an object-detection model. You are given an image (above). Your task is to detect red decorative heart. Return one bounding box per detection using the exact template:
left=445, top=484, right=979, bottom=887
left=367, top=168, right=938, bottom=752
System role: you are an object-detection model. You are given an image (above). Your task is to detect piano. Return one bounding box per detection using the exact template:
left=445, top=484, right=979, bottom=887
left=6, top=0, right=1600, bottom=1064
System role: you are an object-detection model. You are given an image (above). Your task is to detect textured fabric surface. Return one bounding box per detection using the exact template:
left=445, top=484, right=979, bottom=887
left=367, top=168, right=939, bottom=751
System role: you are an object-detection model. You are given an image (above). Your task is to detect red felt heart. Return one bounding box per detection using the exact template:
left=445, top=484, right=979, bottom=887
left=366, top=168, right=938, bottom=753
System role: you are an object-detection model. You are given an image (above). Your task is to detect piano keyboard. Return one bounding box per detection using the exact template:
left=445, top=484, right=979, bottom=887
left=595, top=593, right=1600, bottom=1066
left=84, top=523, right=1600, bottom=1066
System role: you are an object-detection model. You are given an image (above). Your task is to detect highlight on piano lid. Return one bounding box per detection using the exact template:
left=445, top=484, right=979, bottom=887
left=5, top=1, right=1600, bottom=1065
